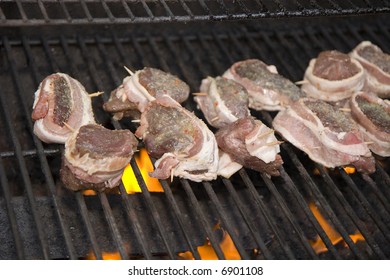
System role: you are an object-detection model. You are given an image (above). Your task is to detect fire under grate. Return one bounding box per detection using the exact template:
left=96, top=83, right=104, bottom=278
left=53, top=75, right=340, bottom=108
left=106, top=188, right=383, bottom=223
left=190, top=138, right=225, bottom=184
left=0, top=15, right=390, bottom=260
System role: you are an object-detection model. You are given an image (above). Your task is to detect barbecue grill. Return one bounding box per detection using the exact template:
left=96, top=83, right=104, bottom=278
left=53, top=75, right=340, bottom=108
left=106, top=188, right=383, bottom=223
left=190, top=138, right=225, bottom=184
left=0, top=1, right=389, bottom=260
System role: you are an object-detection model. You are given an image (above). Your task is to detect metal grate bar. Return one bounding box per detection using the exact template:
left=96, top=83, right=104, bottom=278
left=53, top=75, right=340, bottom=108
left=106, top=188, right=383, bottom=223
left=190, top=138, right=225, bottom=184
left=98, top=193, right=129, bottom=259
left=58, top=0, right=72, bottom=22
left=118, top=184, right=154, bottom=259
left=0, top=157, right=25, bottom=259
left=317, top=166, right=387, bottom=259
left=1, top=0, right=388, bottom=26
left=120, top=0, right=135, bottom=21
left=0, top=149, right=60, bottom=158
left=37, top=0, right=50, bottom=22
left=20, top=36, right=77, bottom=260
left=100, top=0, right=115, bottom=22
left=14, top=0, right=28, bottom=22
left=339, top=170, right=390, bottom=244
left=282, top=145, right=366, bottom=259
left=1, top=36, right=51, bottom=259
left=202, top=182, right=250, bottom=259
left=75, top=192, right=103, bottom=260
left=238, top=169, right=296, bottom=259
left=159, top=0, right=175, bottom=19
left=129, top=160, right=176, bottom=259
left=80, top=0, right=93, bottom=22
left=222, top=178, right=274, bottom=259
left=180, top=179, right=226, bottom=260
left=159, top=180, right=202, bottom=260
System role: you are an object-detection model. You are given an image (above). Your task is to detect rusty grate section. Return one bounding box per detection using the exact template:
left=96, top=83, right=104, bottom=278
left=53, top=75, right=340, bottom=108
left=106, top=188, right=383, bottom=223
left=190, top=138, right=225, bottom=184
left=0, top=16, right=389, bottom=260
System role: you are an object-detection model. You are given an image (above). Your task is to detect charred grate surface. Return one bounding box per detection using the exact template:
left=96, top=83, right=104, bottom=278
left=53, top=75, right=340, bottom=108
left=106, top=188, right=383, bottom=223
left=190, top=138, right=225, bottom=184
left=0, top=15, right=390, bottom=260
left=0, top=0, right=389, bottom=26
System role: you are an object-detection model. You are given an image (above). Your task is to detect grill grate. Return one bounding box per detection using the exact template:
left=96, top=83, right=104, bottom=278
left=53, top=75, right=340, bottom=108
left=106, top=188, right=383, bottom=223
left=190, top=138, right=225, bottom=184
left=0, top=14, right=390, bottom=260
left=0, top=0, right=389, bottom=26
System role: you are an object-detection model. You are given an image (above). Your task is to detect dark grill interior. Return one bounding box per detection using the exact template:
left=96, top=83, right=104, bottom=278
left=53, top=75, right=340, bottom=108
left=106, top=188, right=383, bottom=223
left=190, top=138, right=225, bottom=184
left=0, top=1, right=389, bottom=260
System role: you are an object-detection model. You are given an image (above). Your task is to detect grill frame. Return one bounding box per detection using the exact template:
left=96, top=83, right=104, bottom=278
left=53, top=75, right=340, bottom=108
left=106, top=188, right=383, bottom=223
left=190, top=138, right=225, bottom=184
left=0, top=0, right=389, bottom=26
left=0, top=12, right=390, bottom=260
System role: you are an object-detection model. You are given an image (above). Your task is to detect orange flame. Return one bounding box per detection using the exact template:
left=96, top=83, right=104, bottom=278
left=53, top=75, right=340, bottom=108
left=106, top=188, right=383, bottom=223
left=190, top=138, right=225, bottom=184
left=85, top=251, right=121, bottom=260
left=343, top=166, right=356, bottom=174
left=121, top=148, right=163, bottom=193
left=309, top=203, right=364, bottom=254
left=178, top=224, right=241, bottom=260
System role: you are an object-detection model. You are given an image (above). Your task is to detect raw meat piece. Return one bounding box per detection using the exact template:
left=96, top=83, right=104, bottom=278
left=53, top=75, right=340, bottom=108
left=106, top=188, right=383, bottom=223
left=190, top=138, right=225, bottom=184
left=272, top=98, right=375, bottom=173
left=194, top=76, right=250, bottom=128
left=223, top=59, right=305, bottom=111
left=301, top=50, right=365, bottom=102
left=31, top=73, right=95, bottom=144
left=350, top=91, right=390, bottom=157
left=350, top=41, right=390, bottom=98
left=135, top=95, right=219, bottom=182
left=61, top=124, right=138, bottom=191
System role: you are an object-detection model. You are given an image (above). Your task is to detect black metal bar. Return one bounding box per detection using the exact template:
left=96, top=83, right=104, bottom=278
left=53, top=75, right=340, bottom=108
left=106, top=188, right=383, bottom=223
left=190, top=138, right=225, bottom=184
left=118, top=184, right=154, bottom=259
left=263, top=170, right=321, bottom=259
left=15, top=0, right=28, bottom=22
left=180, top=179, right=226, bottom=260
left=238, top=169, right=296, bottom=259
left=159, top=180, right=202, bottom=260
left=58, top=0, right=72, bottom=22
left=281, top=145, right=363, bottom=259
left=2, top=36, right=50, bottom=259
left=120, top=0, right=135, bottom=21
left=98, top=193, right=129, bottom=259
left=129, top=160, right=176, bottom=259
left=202, top=182, right=250, bottom=259
left=75, top=192, right=103, bottom=260
left=0, top=149, right=60, bottom=158
left=37, top=0, right=50, bottom=22
left=100, top=0, right=115, bottom=22
left=0, top=157, right=25, bottom=259
left=159, top=0, right=174, bottom=19
left=80, top=0, right=93, bottom=22
left=317, top=165, right=387, bottom=259
left=221, top=178, right=273, bottom=259
left=21, top=36, right=77, bottom=260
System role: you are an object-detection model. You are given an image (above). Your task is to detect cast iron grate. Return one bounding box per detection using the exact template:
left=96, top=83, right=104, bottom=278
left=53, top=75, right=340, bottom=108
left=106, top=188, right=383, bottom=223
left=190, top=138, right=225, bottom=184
left=0, top=0, right=389, bottom=26
left=0, top=15, right=389, bottom=260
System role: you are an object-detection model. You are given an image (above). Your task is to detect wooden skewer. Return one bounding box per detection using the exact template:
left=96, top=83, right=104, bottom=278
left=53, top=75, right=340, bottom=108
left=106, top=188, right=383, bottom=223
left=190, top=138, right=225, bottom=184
left=210, top=116, right=220, bottom=123
left=192, top=92, right=208, bottom=96
left=364, top=141, right=374, bottom=145
left=257, top=129, right=275, bottom=139
left=171, top=168, right=174, bottom=183
left=89, top=91, right=104, bottom=98
left=339, top=107, right=351, bottom=112
left=295, top=80, right=309, bottom=85
left=63, top=122, right=75, bottom=132
left=124, top=66, right=135, bottom=76
left=131, top=119, right=141, bottom=123
left=264, top=140, right=284, bottom=146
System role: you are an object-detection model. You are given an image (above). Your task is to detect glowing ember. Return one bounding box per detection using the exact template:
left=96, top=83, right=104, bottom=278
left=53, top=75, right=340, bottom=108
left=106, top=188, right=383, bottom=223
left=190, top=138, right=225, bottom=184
left=309, top=203, right=364, bottom=254
left=85, top=251, right=121, bottom=260
left=343, top=166, right=356, bottom=174
left=178, top=224, right=241, bottom=260
left=121, top=148, right=163, bottom=193
left=82, top=189, right=97, bottom=196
